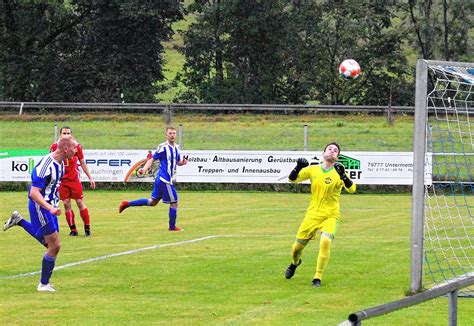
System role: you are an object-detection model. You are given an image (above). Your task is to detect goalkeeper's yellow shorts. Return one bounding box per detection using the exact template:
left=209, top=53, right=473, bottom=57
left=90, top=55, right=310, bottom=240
left=296, top=216, right=339, bottom=240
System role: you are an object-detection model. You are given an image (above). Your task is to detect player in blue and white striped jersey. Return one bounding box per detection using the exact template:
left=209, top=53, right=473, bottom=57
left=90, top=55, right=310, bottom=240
left=3, top=136, right=78, bottom=292
left=119, top=127, right=188, bottom=231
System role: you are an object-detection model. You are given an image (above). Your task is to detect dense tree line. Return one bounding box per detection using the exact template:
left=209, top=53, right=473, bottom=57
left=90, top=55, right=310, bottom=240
left=0, top=0, right=472, bottom=105
left=176, top=0, right=472, bottom=105
left=0, top=0, right=182, bottom=102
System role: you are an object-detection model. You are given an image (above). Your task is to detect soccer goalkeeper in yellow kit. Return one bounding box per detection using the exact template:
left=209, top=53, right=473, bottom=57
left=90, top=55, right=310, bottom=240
left=285, top=142, right=356, bottom=287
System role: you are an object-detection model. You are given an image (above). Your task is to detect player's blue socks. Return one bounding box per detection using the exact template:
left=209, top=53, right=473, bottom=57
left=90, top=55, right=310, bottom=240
left=129, top=198, right=150, bottom=206
left=169, top=207, right=177, bottom=229
left=40, top=254, right=56, bottom=285
left=18, top=220, right=46, bottom=246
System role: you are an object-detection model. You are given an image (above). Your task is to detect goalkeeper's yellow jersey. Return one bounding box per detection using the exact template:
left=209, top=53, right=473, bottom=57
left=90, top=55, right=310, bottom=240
left=291, top=164, right=356, bottom=219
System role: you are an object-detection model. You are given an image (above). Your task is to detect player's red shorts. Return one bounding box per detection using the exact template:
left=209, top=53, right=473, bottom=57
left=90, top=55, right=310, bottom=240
left=59, top=180, right=84, bottom=200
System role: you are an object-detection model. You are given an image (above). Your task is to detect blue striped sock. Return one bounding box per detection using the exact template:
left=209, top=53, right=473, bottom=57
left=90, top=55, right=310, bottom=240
left=129, top=198, right=149, bottom=206
left=40, top=254, right=56, bottom=285
left=169, top=207, right=177, bottom=229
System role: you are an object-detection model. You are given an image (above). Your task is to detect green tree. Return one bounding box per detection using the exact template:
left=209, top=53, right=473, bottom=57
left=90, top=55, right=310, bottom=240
left=289, top=1, right=410, bottom=105
left=175, top=0, right=294, bottom=104
left=175, top=0, right=410, bottom=105
left=0, top=0, right=183, bottom=102
left=398, top=0, right=473, bottom=62
left=0, top=1, right=70, bottom=101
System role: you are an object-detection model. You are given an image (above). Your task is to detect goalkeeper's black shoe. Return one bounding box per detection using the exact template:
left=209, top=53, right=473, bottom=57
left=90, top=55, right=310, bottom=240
left=285, top=259, right=302, bottom=279
left=312, top=278, right=322, bottom=287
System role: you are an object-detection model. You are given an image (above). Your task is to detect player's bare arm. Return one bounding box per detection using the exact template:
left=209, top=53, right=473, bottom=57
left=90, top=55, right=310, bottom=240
left=139, top=157, right=155, bottom=175
left=79, top=158, right=96, bottom=189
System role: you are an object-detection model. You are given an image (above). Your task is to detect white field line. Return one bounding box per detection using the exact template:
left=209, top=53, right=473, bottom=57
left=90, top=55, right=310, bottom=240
left=0, top=234, right=288, bottom=280
left=1, top=235, right=223, bottom=280
left=0, top=233, right=406, bottom=280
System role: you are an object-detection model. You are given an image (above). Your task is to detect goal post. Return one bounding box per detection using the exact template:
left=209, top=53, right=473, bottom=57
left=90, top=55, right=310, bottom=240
left=411, top=59, right=474, bottom=296
left=411, top=59, right=429, bottom=293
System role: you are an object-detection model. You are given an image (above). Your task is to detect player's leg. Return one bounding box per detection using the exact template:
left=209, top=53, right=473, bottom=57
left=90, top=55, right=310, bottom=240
left=168, top=202, right=181, bottom=231
left=29, top=209, right=61, bottom=292
left=60, top=184, right=78, bottom=236
left=39, top=230, right=61, bottom=292
left=285, top=238, right=308, bottom=279
left=312, top=218, right=339, bottom=287
left=119, top=198, right=148, bottom=212
left=2, top=210, right=48, bottom=248
left=285, top=216, right=319, bottom=279
left=76, top=198, right=91, bottom=236
left=161, top=184, right=181, bottom=231
left=312, top=233, right=333, bottom=287
left=3, top=201, right=46, bottom=247
left=119, top=181, right=160, bottom=213
left=291, top=239, right=308, bottom=265
left=70, top=180, right=90, bottom=236
left=63, top=198, right=78, bottom=236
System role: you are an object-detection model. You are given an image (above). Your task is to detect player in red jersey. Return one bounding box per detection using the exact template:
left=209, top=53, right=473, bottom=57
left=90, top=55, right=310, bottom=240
left=50, top=127, right=96, bottom=237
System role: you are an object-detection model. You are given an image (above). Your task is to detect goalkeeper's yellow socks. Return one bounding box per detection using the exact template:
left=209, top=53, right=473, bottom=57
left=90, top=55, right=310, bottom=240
left=314, top=235, right=332, bottom=280
left=291, top=241, right=306, bottom=265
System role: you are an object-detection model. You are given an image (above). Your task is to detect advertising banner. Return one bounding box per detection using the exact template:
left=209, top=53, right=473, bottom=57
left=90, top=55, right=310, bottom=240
left=0, top=149, right=432, bottom=185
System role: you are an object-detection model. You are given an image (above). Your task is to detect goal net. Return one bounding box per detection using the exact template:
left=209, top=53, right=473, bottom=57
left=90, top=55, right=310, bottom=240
left=412, top=60, right=474, bottom=297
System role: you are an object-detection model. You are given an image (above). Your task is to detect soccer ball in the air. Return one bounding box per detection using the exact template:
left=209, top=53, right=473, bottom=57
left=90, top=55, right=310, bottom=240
left=339, top=59, right=361, bottom=79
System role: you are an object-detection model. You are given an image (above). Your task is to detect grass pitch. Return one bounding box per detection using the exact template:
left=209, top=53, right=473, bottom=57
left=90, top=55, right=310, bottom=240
left=1, top=191, right=472, bottom=325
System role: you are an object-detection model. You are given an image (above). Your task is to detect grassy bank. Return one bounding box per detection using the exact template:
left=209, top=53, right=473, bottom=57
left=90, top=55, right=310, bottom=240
left=0, top=112, right=414, bottom=152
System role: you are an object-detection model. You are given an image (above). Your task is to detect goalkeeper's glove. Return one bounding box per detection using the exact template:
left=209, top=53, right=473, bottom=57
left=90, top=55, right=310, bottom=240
left=289, top=158, right=309, bottom=181
left=334, top=162, right=353, bottom=188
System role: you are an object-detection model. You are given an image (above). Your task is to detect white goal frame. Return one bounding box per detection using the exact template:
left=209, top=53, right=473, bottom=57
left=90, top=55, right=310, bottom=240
left=411, top=59, right=474, bottom=295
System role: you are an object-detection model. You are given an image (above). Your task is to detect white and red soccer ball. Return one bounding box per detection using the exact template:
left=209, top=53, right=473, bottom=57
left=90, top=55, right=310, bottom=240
left=339, top=59, right=361, bottom=79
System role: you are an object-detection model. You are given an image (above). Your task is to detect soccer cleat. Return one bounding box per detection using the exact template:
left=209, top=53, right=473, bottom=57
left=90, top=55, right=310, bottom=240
left=69, top=231, right=78, bottom=236
left=312, top=278, right=322, bottom=287
left=85, top=230, right=91, bottom=237
left=169, top=226, right=183, bottom=232
left=118, top=201, right=129, bottom=213
left=37, top=283, right=56, bottom=292
left=3, top=211, right=23, bottom=231
left=285, top=259, right=302, bottom=279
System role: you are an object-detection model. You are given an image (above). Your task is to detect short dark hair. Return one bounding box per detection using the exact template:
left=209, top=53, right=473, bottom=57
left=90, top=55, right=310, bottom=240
left=60, top=126, right=72, bottom=134
left=324, top=142, right=341, bottom=154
